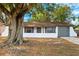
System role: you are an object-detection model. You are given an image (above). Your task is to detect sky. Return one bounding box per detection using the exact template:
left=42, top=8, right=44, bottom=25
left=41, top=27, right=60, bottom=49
left=24, top=3, right=79, bottom=25
left=67, top=3, right=79, bottom=16
left=67, top=3, right=79, bottom=25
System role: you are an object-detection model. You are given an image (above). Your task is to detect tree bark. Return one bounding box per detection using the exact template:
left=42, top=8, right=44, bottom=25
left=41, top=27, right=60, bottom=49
left=7, top=16, right=23, bottom=45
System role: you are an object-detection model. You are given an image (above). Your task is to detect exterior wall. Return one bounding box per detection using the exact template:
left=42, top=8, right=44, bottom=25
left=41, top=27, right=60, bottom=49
left=34, top=27, right=37, bottom=33
left=56, top=26, right=58, bottom=37
left=70, top=27, right=77, bottom=37
left=23, top=27, right=58, bottom=38
left=1, top=26, right=57, bottom=38
left=23, top=33, right=57, bottom=38
left=2, top=26, right=77, bottom=38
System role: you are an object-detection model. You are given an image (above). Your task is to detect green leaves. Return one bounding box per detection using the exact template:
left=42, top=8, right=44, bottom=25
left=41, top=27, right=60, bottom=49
left=52, top=5, right=71, bottom=22
left=31, top=4, right=71, bottom=22
left=31, top=11, right=48, bottom=22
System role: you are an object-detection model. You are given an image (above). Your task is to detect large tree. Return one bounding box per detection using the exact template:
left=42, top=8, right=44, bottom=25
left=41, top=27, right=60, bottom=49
left=0, top=3, right=34, bottom=45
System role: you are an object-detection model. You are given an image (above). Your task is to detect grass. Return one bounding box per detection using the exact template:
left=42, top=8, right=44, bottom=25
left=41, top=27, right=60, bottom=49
left=0, top=37, right=79, bottom=56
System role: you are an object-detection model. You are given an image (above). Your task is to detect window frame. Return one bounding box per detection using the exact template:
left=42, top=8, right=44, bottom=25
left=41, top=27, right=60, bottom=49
left=24, top=27, right=34, bottom=33
left=37, top=27, right=41, bottom=33
left=45, top=27, right=56, bottom=33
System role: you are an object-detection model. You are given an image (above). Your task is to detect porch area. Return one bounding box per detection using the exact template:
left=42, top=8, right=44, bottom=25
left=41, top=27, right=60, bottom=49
left=23, top=27, right=58, bottom=38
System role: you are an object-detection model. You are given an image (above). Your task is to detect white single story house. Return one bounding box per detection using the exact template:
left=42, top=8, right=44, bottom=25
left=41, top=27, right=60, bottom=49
left=1, top=22, right=77, bottom=38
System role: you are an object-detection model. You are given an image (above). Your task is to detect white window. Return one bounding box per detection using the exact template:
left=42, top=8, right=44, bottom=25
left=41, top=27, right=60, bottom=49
left=45, top=27, right=56, bottom=33
left=24, top=27, right=34, bottom=33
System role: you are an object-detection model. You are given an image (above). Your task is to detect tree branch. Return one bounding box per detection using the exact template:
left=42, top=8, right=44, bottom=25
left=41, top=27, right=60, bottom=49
left=11, top=3, right=24, bottom=16
left=0, top=18, right=5, bottom=23
left=16, top=3, right=34, bottom=19
left=0, top=4, right=10, bottom=16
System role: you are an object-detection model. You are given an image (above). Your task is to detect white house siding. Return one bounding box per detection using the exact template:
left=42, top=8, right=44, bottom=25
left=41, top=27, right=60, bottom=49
left=23, top=33, right=57, bottom=38
left=56, top=26, right=58, bottom=37
left=1, top=26, right=77, bottom=38
left=70, top=27, right=77, bottom=37
left=23, top=27, right=58, bottom=38
left=34, top=27, right=37, bottom=33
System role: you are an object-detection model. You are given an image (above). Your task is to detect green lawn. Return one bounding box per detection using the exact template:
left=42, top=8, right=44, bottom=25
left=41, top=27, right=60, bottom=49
left=0, top=37, right=79, bottom=56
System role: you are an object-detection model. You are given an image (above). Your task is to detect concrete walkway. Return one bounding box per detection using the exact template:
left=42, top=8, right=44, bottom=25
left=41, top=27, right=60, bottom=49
left=61, top=37, right=79, bottom=45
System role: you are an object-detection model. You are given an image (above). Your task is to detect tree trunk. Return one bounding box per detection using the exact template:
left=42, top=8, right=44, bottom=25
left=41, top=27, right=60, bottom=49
left=7, top=16, right=23, bottom=45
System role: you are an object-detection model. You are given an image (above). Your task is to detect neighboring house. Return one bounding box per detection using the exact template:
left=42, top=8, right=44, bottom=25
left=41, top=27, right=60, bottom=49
left=75, top=30, right=79, bottom=36
left=1, top=21, right=77, bottom=38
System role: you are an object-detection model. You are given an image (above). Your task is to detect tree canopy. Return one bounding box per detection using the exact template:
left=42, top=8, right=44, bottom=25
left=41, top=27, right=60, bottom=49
left=29, top=4, right=71, bottom=22
left=52, top=5, right=71, bottom=22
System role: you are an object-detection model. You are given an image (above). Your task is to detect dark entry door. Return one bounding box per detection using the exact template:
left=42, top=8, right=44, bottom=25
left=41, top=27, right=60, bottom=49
left=58, top=27, right=69, bottom=37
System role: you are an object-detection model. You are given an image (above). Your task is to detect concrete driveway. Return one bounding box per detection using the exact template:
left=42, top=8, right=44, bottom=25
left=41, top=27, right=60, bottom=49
left=61, top=37, right=79, bottom=45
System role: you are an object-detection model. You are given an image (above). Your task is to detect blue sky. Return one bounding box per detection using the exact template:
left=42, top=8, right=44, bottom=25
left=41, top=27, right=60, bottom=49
left=24, top=13, right=32, bottom=22
left=66, top=3, right=79, bottom=25
left=66, top=3, right=79, bottom=16
left=24, top=3, right=79, bottom=22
